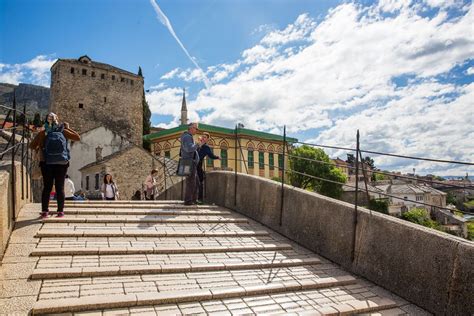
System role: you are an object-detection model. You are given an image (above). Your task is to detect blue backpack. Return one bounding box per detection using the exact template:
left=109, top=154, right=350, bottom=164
left=44, top=125, right=70, bottom=163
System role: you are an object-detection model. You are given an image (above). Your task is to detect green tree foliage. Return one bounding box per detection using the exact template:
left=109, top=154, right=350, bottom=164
left=446, top=192, right=457, bottom=205
left=32, top=112, right=42, bottom=127
left=138, top=66, right=152, bottom=151
left=468, top=222, right=474, bottom=241
left=401, top=208, right=440, bottom=229
left=368, top=198, right=389, bottom=214
left=288, top=145, right=346, bottom=198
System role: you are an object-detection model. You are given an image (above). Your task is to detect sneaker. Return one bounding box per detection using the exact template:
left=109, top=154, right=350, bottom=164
left=40, top=212, right=48, bottom=219
left=56, top=212, right=64, bottom=218
left=196, top=200, right=203, bottom=205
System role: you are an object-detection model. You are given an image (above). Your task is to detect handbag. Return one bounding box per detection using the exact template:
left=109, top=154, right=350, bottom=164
left=176, top=158, right=194, bottom=176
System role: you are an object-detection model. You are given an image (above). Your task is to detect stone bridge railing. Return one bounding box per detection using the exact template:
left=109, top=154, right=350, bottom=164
left=161, top=171, right=474, bottom=315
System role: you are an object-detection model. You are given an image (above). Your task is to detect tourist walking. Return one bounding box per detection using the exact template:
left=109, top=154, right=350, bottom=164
left=180, top=122, right=200, bottom=205
left=197, top=132, right=219, bottom=203
left=101, top=174, right=119, bottom=200
left=144, top=169, right=159, bottom=200
left=30, top=112, right=80, bottom=218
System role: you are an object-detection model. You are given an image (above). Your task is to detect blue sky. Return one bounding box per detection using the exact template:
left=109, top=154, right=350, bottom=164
left=1, top=0, right=473, bottom=175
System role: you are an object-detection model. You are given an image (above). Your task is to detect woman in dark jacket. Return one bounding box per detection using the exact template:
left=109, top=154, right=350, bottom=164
left=30, top=112, right=80, bottom=218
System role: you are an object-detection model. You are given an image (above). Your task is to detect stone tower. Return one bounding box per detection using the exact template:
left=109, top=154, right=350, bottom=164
left=180, top=88, right=188, bottom=126
left=49, top=55, right=144, bottom=145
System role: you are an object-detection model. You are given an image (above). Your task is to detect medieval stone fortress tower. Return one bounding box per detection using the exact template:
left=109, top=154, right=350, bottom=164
left=49, top=55, right=143, bottom=145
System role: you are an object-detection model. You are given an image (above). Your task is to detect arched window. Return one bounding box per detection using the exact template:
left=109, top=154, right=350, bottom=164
left=247, top=142, right=255, bottom=168
left=220, top=141, right=228, bottom=168
left=268, top=145, right=275, bottom=170
left=164, top=143, right=171, bottom=158
left=258, top=144, right=265, bottom=170
left=154, top=144, right=162, bottom=156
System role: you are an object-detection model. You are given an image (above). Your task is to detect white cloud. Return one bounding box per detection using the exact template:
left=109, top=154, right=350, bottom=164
left=161, top=68, right=181, bottom=80
left=467, top=67, right=474, bottom=75
left=150, top=1, right=473, bottom=175
left=0, top=55, right=56, bottom=87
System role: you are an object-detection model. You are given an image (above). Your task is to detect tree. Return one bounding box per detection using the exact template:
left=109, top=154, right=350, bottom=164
left=446, top=192, right=457, bottom=205
left=401, top=208, right=440, bottom=229
left=140, top=66, right=152, bottom=151
left=368, top=198, right=389, bottom=214
left=33, top=112, right=42, bottom=127
left=346, top=153, right=355, bottom=165
left=288, top=145, right=347, bottom=198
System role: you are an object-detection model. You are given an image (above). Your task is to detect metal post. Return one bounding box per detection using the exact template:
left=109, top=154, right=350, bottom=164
left=26, top=137, right=30, bottom=200
left=351, top=130, right=360, bottom=262
left=11, top=93, right=17, bottom=221
left=20, top=103, right=26, bottom=199
left=163, top=158, right=167, bottom=200
left=234, top=125, right=238, bottom=206
left=358, top=150, right=371, bottom=206
left=279, top=125, right=286, bottom=226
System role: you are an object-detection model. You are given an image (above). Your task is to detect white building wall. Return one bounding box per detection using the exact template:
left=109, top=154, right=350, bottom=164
left=69, top=126, right=130, bottom=191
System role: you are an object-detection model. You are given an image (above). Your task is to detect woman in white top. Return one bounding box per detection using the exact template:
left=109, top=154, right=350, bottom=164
left=64, top=175, right=76, bottom=200
left=144, top=169, right=158, bottom=200
left=100, top=174, right=119, bottom=200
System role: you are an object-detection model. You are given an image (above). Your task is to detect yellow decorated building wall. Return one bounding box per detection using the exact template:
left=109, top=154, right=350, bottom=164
left=150, top=131, right=288, bottom=180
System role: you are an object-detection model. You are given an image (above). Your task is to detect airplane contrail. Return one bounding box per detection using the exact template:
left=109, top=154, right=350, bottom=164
left=149, top=0, right=211, bottom=89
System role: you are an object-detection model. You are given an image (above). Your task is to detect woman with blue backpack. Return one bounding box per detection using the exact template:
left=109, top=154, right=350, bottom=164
left=30, top=112, right=80, bottom=218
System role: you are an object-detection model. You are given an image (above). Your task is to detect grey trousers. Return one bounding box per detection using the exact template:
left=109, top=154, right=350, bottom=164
left=184, top=162, right=199, bottom=204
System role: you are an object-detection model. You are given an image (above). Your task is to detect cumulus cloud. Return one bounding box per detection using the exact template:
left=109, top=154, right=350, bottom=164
left=0, top=55, right=56, bottom=87
left=150, top=0, right=473, bottom=175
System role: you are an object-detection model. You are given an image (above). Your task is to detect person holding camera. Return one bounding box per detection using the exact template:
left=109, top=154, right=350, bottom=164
left=30, top=112, right=80, bottom=218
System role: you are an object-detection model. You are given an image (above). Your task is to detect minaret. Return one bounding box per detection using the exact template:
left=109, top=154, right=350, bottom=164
left=180, top=88, right=188, bottom=125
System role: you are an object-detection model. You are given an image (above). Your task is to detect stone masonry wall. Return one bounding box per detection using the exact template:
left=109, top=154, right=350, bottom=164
left=50, top=59, right=144, bottom=145
left=81, top=146, right=164, bottom=201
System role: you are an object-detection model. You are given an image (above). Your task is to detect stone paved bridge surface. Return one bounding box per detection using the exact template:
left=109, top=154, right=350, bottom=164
left=0, top=201, right=429, bottom=315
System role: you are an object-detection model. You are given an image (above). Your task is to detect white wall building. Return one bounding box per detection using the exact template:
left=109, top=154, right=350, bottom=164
left=69, top=126, right=130, bottom=191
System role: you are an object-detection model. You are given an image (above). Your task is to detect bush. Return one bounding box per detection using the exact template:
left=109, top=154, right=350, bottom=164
left=468, top=223, right=474, bottom=241
left=368, top=198, right=389, bottom=214
left=401, top=208, right=441, bottom=230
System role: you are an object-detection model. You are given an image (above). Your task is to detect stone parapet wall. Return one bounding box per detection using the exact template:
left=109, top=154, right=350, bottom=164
left=0, top=162, right=31, bottom=260
left=159, top=171, right=473, bottom=315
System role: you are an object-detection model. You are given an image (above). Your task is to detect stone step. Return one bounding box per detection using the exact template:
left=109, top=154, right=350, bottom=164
left=49, top=203, right=218, bottom=209
left=32, top=275, right=363, bottom=314
left=30, top=257, right=322, bottom=279
left=56, top=200, right=183, bottom=204
left=31, top=243, right=293, bottom=256
left=50, top=209, right=231, bottom=216
left=42, top=217, right=248, bottom=224
left=35, top=230, right=270, bottom=238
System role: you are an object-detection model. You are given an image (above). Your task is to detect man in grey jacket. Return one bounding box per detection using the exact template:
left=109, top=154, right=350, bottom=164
left=180, top=122, right=200, bottom=205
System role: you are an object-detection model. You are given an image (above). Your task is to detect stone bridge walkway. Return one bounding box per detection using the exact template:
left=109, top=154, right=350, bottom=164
left=0, top=201, right=429, bottom=315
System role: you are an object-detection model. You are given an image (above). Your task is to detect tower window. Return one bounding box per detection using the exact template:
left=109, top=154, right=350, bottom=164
left=104, top=97, right=106, bottom=103
left=101, top=74, right=105, bottom=79
left=91, top=71, right=95, bottom=77
left=121, top=77, right=125, bottom=82
left=78, top=103, right=84, bottom=109
left=112, top=75, right=115, bottom=80
left=95, top=174, right=100, bottom=190
left=70, top=67, right=74, bottom=74
left=86, top=176, right=89, bottom=190
left=82, top=69, right=87, bottom=75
